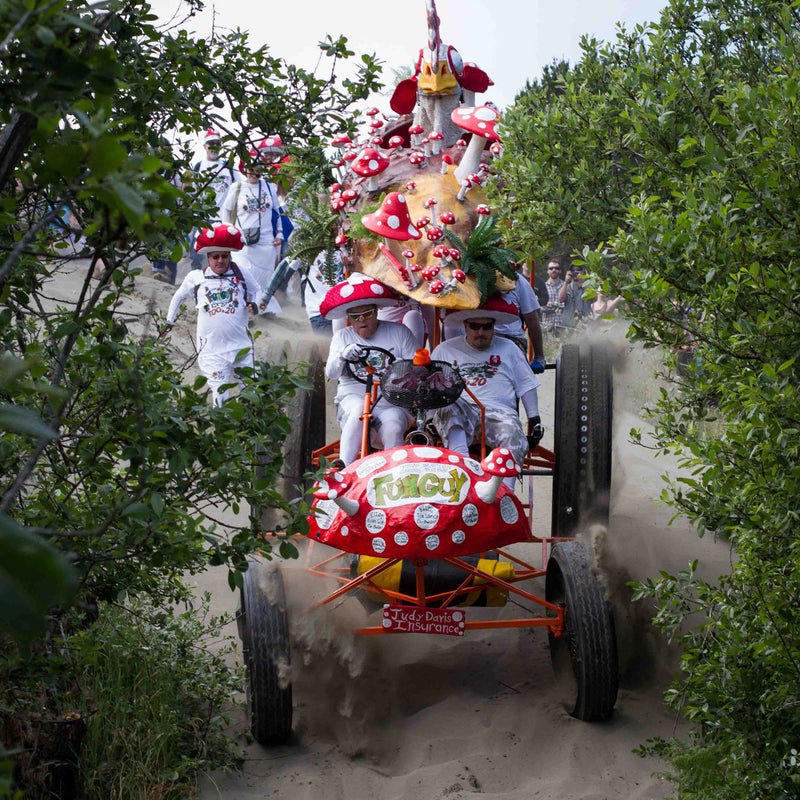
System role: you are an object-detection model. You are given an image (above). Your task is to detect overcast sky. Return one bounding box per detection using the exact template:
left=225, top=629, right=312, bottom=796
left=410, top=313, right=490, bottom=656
left=153, top=0, right=666, bottom=122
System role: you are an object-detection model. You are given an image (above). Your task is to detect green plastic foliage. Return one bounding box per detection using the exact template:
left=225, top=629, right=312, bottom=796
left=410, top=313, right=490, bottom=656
left=498, top=2, right=800, bottom=798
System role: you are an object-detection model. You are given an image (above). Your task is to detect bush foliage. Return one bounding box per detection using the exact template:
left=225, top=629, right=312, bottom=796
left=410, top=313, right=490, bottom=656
left=495, top=1, right=800, bottom=797
left=0, top=0, right=380, bottom=794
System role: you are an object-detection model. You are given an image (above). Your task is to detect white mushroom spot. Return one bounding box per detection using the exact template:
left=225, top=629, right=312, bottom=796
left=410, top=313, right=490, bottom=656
left=425, top=534, right=440, bottom=551
left=382, top=618, right=392, bottom=628
left=462, top=503, right=479, bottom=526
left=465, top=458, right=483, bottom=475
left=451, top=529, right=466, bottom=544
left=370, top=283, right=386, bottom=295
left=357, top=455, right=386, bottom=477
left=372, top=537, right=386, bottom=554
left=406, top=223, right=419, bottom=237
left=350, top=274, right=367, bottom=284
left=414, top=503, right=440, bottom=529
left=412, top=446, right=444, bottom=459
left=333, top=471, right=344, bottom=483
left=391, top=449, right=409, bottom=461
left=448, top=454, right=460, bottom=464
left=475, top=107, right=498, bottom=122
left=385, top=214, right=402, bottom=231
left=226, top=225, right=238, bottom=235
left=393, top=531, right=409, bottom=546
left=500, top=495, right=519, bottom=524
left=397, top=194, right=407, bottom=205
left=365, top=509, right=387, bottom=533
left=341, top=284, right=355, bottom=298
left=505, top=458, right=516, bottom=470
left=341, top=525, right=349, bottom=537
left=368, top=158, right=381, bottom=170
left=315, top=499, right=339, bottom=529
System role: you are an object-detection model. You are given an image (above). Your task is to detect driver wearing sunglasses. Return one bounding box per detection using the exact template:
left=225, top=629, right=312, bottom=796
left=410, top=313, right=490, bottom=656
left=324, top=287, right=418, bottom=466
left=430, top=297, right=543, bottom=488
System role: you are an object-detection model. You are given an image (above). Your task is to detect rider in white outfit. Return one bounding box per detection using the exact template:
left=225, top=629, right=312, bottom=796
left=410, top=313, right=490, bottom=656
left=430, top=296, right=543, bottom=488
left=321, top=275, right=418, bottom=465
left=165, top=224, right=262, bottom=406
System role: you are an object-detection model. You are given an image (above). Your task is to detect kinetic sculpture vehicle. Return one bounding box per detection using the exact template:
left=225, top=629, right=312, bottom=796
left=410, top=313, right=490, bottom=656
left=236, top=0, right=618, bottom=746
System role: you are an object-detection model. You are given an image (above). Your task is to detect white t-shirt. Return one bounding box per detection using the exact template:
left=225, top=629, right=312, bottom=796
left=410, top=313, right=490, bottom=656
left=431, top=334, right=540, bottom=413
left=326, top=320, right=418, bottom=401
left=166, top=263, right=262, bottom=357
left=193, top=158, right=237, bottom=219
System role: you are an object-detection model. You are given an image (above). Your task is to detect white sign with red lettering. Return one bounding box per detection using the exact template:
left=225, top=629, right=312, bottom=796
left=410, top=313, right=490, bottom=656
left=382, top=604, right=466, bottom=636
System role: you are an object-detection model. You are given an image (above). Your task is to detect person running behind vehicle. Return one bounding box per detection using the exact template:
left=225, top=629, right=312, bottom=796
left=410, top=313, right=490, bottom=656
left=430, top=296, right=543, bottom=490
left=186, top=129, right=238, bottom=270
left=321, top=275, right=418, bottom=465
left=162, top=224, right=263, bottom=406
left=220, top=148, right=284, bottom=315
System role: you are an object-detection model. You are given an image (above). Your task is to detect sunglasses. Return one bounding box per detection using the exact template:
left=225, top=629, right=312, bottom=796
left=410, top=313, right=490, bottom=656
left=465, top=320, right=495, bottom=331
left=347, top=308, right=377, bottom=322
left=547, top=266, right=561, bottom=270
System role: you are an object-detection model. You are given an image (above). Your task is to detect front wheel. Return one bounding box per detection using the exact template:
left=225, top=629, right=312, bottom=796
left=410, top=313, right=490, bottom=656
left=239, top=558, right=292, bottom=745
left=545, top=540, right=618, bottom=721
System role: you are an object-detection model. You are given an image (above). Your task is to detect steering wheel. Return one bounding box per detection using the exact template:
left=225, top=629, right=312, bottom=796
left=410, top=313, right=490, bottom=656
left=344, top=345, right=395, bottom=385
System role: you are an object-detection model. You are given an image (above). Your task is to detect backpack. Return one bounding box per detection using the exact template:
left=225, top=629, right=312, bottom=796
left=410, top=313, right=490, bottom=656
left=193, top=262, right=252, bottom=306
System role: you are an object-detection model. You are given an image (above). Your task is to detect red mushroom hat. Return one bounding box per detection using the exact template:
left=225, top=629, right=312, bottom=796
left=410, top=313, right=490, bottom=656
left=195, top=224, right=245, bottom=254
left=319, top=273, right=400, bottom=320
left=361, top=192, right=422, bottom=241
left=258, top=134, right=285, bottom=161
left=204, top=128, right=221, bottom=144
left=445, top=294, right=519, bottom=326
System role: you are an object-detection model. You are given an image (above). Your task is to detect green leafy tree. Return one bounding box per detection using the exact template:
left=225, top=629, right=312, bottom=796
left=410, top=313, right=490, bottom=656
left=0, top=0, right=381, bottom=792
left=495, top=2, right=800, bottom=798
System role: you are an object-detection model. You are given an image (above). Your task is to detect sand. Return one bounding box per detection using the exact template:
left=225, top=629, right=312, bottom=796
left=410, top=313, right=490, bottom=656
left=44, top=259, right=732, bottom=799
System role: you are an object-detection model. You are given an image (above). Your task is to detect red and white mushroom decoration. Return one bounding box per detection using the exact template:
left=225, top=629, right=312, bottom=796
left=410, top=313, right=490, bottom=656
left=351, top=147, right=390, bottom=191
left=428, top=130, right=445, bottom=155
left=451, top=104, right=502, bottom=186
left=475, top=449, right=520, bottom=504
left=456, top=171, right=483, bottom=202
left=307, top=446, right=530, bottom=559
left=409, top=124, right=425, bottom=148
left=428, top=279, right=446, bottom=295
left=361, top=191, right=422, bottom=246
left=409, top=151, right=426, bottom=168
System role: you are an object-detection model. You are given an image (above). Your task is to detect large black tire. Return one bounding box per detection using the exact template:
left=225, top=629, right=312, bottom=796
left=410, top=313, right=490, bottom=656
left=545, top=540, right=618, bottom=721
left=257, top=340, right=327, bottom=532
left=551, top=344, right=613, bottom=536
left=239, top=558, right=292, bottom=745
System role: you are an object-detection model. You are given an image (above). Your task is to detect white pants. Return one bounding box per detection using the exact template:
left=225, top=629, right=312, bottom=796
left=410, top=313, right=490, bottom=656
left=198, top=348, right=254, bottom=406
left=336, top=393, right=413, bottom=464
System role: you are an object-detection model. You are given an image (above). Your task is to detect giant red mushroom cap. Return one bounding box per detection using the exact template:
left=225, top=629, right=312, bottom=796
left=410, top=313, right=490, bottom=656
left=195, top=224, right=244, bottom=254
left=361, top=192, right=422, bottom=242
left=451, top=104, right=502, bottom=185
left=350, top=147, right=390, bottom=191
left=319, top=273, right=400, bottom=320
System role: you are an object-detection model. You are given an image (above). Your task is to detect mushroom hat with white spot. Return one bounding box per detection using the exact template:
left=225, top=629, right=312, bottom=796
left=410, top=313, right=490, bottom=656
left=194, top=224, right=245, bottom=254
left=319, top=274, right=401, bottom=320
left=361, top=192, right=422, bottom=242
